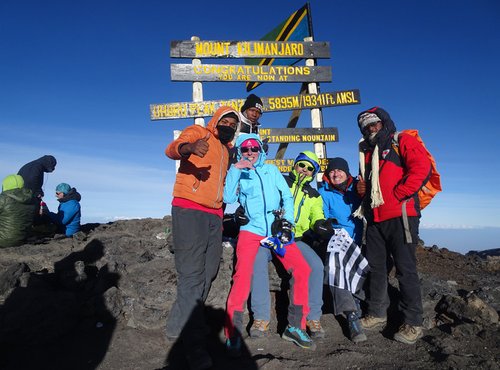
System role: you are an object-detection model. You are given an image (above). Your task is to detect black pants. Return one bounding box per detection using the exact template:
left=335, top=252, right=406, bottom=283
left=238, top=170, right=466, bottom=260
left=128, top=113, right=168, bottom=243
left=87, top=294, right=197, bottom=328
left=365, top=217, right=423, bottom=326
left=166, top=206, right=223, bottom=340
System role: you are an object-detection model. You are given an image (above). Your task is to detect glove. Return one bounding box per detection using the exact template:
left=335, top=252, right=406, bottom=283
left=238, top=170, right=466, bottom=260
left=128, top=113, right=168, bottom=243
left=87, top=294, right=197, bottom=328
left=260, top=236, right=286, bottom=257
left=356, top=177, right=366, bottom=198
left=234, top=206, right=249, bottom=226
left=262, top=137, right=270, bottom=154
left=271, top=218, right=293, bottom=244
left=313, top=219, right=336, bottom=240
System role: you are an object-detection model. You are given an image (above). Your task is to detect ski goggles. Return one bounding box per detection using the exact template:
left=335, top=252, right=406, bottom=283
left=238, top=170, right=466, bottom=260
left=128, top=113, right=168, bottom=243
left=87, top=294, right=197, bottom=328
left=296, top=161, right=314, bottom=172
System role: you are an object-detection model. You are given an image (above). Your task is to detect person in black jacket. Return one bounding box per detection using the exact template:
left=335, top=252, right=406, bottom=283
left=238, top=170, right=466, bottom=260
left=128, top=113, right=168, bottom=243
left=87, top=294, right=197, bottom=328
left=18, top=155, right=57, bottom=198
left=239, top=94, right=263, bottom=134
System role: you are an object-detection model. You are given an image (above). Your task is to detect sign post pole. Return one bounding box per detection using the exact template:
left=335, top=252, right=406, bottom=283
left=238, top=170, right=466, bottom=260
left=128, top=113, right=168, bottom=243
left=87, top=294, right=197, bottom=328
left=191, top=36, right=205, bottom=127
left=304, top=36, right=327, bottom=180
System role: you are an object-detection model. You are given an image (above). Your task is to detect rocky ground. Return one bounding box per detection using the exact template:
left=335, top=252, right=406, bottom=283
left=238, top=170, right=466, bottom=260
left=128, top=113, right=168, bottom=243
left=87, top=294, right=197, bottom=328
left=0, top=217, right=499, bottom=370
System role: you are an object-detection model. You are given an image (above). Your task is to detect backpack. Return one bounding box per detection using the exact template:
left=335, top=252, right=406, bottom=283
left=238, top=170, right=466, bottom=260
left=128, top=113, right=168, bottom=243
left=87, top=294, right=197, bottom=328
left=392, top=129, right=442, bottom=210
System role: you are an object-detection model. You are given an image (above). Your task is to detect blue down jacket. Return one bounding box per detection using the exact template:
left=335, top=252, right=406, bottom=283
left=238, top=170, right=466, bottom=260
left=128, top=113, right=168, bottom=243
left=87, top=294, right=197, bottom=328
left=50, top=188, right=81, bottom=236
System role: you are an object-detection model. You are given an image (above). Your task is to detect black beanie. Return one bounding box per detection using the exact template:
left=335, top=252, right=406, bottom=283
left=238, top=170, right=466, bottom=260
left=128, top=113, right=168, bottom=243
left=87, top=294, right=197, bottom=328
left=326, top=157, right=350, bottom=176
left=241, top=94, right=263, bottom=113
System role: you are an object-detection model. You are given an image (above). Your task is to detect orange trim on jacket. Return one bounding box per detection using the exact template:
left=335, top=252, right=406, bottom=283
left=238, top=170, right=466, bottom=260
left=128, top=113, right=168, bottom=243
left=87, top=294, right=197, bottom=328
left=165, top=106, right=238, bottom=209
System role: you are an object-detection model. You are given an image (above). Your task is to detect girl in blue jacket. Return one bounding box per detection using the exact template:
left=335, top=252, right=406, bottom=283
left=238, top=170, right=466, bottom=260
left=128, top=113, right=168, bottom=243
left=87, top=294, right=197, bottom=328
left=223, top=133, right=314, bottom=356
left=50, top=183, right=81, bottom=237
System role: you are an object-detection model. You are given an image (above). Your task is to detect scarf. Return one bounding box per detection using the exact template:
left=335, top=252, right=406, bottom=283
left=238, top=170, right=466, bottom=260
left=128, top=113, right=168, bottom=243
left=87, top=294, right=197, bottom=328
left=353, top=138, right=384, bottom=219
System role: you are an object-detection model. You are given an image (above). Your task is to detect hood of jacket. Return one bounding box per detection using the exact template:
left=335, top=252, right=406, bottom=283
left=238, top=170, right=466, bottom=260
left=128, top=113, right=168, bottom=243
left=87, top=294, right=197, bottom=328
left=205, top=106, right=240, bottom=143
left=39, top=155, right=57, bottom=172
left=290, top=150, right=320, bottom=184
left=358, top=106, right=397, bottom=152
left=58, top=188, right=81, bottom=203
left=2, top=174, right=24, bottom=192
left=234, top=133, right=266, bottom=167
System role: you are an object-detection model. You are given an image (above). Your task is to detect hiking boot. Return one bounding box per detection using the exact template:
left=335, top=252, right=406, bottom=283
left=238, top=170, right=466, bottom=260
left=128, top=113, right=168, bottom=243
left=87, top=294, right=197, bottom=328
left=282, top=325, right=316, bottom=350
left=225, top=336, right=242, bottom=358
left=346, top=312, right=367, bottom=343
left=249, top=319, right=270, bottom=338
left=394, top=323, right=423, bottom=344
left=360, top=315, right=387, bottom=329
left=306, top=320, right=325, bottom=339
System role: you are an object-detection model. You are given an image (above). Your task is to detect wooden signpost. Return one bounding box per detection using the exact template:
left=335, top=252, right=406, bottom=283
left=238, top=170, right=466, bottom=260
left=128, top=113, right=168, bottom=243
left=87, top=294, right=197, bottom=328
left=170, top=63, right=332, bottom=83
left=150, top=89, right=360, bottom=120
left=170, top=40, right=331, bottom=59
left=258, top=127, right=338, bottom=144
left=266, top=157, right=332, bottom=173
left=152, top=31, right=361, bottom=175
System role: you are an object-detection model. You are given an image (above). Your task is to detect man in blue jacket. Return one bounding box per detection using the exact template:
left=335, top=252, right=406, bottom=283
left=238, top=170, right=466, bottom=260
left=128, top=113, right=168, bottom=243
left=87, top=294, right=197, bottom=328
left=49, top=182, right=81, bottom=236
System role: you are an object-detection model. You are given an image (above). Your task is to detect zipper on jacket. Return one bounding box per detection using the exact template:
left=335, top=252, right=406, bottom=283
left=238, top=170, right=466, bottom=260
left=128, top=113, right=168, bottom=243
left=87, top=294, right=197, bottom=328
left=292, top=182, right=306, bottom=224
left=256, top=170, right=269, bottom=235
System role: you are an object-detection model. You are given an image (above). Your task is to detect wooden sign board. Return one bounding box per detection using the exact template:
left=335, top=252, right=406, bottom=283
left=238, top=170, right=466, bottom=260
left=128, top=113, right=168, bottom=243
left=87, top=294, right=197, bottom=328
left=171, top=64, right=332, bottom=83
left=150, top=89, right=360, bottom=120
left=266, top=158, right=332, bottom=173
left=170, top=40, right=330, bottom=59
left=259, top=127, right=338, bottom=143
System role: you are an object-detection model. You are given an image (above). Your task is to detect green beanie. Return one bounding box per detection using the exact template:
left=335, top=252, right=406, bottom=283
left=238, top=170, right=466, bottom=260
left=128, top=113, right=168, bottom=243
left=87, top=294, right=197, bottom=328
left=2, top=174, right=24, bottom=191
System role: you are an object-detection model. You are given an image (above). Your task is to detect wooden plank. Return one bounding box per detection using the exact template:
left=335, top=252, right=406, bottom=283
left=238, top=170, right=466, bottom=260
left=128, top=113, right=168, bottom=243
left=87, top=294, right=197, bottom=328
left=259, top=127, right=338, bottom=143
left=170, top=63, right=332, bottom=83
left=150, top=89, right=360, bottom=120
left=266, top=157, right=332, bottom=173
left=170, top=40, right=330, bottom=59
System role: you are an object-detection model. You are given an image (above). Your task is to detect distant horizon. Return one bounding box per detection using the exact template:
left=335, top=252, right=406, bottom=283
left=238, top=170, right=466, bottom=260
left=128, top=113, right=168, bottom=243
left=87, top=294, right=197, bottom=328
left=77, top=213, right=499, bottom=256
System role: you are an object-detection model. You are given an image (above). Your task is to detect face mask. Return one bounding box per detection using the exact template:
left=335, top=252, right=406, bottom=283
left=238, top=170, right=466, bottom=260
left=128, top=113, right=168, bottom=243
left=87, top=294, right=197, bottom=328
left=217, top=125, right=236, bottom=144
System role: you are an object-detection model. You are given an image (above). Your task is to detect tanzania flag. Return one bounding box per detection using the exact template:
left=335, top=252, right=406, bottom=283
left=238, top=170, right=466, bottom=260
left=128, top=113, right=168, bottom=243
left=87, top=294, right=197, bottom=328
left=246, top=3, right=313, bottom=92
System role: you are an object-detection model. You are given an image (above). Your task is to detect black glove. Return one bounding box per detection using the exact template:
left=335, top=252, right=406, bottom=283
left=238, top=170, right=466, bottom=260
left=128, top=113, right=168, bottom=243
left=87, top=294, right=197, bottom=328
left=271, top=218, right=293, bottom=244
left=262, top=138, right=270, bottom=154
left=234, top=206, right=249, bottom=226
left=313, top=218, right=336, bottom=240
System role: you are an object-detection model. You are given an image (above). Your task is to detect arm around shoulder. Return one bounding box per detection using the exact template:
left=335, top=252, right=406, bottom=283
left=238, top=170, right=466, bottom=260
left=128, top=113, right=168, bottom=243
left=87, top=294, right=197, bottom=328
left=223, top=165, right=242, bottom=204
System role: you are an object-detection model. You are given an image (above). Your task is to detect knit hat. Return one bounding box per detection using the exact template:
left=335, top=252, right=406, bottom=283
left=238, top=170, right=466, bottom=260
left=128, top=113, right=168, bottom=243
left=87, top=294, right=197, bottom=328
left=219, top=112, right=239, bottom=124
left=358, top=112, right=381, bottom=131
left=241, top=94, right=263, bottom=113
left=294, top=151, right=320, bottom=175
left=326, top=157, right=350, bottom=176
left=241, top=138, right=261, bottom=148
left=2, top=174, right=24, bottom=191
left=56, top=183, right=71, bottom=194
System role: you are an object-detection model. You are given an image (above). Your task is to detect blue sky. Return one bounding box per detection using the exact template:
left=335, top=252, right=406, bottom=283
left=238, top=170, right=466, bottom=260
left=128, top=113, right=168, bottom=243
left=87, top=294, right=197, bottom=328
left=1, top=0, right=499, bottom=254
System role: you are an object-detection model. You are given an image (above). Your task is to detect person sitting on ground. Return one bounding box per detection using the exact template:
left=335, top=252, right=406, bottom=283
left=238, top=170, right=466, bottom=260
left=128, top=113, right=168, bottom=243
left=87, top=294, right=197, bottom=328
left=318, top=157, right=367, bottom=343
left=0, top=174, right=37, bottom=248
left=224, top=134, right=315, bottom=356
left=49, top=183, right=81, bottom=237
left=250, top=151, right=334, bottom=339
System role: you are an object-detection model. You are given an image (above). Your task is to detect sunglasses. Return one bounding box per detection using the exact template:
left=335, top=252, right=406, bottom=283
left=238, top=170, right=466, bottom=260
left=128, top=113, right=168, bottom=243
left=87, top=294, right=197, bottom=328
left=297, top=162, right=314, bottom=171
left=241, top=147, right=260, bottom=153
